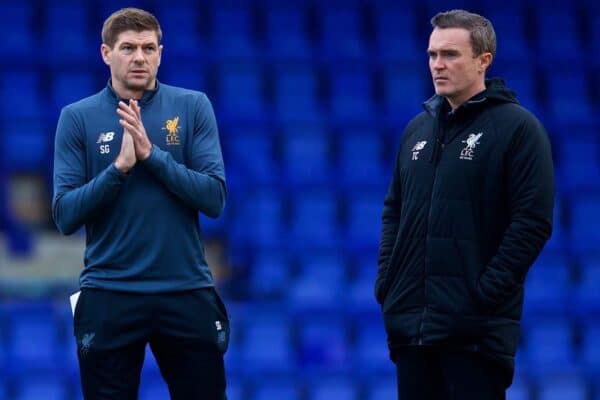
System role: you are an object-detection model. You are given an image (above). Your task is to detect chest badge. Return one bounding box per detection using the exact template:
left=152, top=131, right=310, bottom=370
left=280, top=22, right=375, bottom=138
left=460, top=132, right=483, bottom=160
left=411, top=141, right=427, bottom=160
left=162, top=116, right=181, bottom=145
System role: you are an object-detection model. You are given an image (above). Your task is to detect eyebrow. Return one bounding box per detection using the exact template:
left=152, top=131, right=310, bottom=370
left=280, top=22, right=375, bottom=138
left=119, top=41, right=157, bottom=47
left=427, top=48, right=460, bottom=55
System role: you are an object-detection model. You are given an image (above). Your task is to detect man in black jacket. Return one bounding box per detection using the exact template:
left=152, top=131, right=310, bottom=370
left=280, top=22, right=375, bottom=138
left=376, top=10, right=554, bottom=400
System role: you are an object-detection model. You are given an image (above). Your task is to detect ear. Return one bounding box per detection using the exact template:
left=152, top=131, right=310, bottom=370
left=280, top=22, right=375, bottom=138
left=479, top=52, right=493, bottom=73
left=100, top=43, right=111, bottom=66
left=157, top=44, right=163, bottom=67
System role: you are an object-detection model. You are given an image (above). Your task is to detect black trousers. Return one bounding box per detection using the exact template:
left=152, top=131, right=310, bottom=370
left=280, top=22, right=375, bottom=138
left=393, top=346, right=506, bottom=400
left=73, top=288, right=230, bottom=400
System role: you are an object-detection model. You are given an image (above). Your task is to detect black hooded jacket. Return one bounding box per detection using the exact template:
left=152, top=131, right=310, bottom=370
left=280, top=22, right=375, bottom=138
left=376, top=78, right=554, bottom=385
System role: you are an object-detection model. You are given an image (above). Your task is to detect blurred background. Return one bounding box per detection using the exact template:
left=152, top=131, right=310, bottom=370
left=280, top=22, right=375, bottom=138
left=0, top=0, right=599, bottom=399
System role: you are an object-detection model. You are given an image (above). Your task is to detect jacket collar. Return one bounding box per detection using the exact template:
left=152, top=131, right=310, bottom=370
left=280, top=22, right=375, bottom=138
left=104, top=79, right=160, bottom=106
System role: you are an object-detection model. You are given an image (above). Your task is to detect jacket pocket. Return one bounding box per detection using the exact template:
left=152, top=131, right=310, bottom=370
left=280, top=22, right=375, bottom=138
left=210, top=288, right=230, bottom=354
left=453, top=238, right=488, bottom=313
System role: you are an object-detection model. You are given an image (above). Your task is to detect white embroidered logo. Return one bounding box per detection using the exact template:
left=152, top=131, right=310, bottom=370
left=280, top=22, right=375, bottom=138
left=460, top=133, right=483, bottom=160
left=411, top=141, right=427, bottom=160
left=96, top=131, right=115, bottom=143
left=97, top=131, right=115, bottom=155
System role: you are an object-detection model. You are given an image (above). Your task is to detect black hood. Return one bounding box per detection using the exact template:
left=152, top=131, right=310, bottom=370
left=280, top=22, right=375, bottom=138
left=423, top=77, right=519, bottom=118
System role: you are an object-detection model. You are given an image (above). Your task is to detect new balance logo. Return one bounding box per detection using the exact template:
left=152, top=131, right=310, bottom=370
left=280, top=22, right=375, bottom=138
left=96, top=131, right=115, bottom=143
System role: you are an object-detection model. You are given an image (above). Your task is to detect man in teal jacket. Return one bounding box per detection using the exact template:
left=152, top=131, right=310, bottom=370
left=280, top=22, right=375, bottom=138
left=53, top=8, right=228, bottom=399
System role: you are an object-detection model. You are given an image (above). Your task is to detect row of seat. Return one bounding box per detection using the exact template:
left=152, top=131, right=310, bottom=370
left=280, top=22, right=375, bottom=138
left=3, top=1, right=599, bottom=63
left=2, top=62, right=595, bottom=115
left=0, top=301, right=599, bottom=375
left=1, top=371, right=600, bottom=400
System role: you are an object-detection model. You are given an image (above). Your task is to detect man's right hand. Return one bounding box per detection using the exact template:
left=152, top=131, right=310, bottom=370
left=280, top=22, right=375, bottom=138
left=114, top=131, right=136, bottom=174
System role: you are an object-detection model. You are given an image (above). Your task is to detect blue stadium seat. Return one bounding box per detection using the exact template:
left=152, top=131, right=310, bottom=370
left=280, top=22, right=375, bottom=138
left=366, top=377, right=397, bottom=400
left=536, top=9, right=582, bottom=65
left=43, top=4, right=95, bottom=66
left=347, top=275, right=380, bottom=313
left=521, top=318, right=575, bottom=374
left=537, top=374, right=588, bottom=400
left=372, top=5, right=419, bottom=63
left=569, top=192, right=600, bottom=252
left=337, top=130, right=386, bottom=187
left=14, top=373, right=67, bottom=400
left=230, top=189, right=284, bottom=248
left=0, top=4, right=35, bottom=60
left=329, top=66, right=376, bottom=124
left=297, top=316, right=349, bottom=370
left=273, top=65, right=322, bottom=123
left=6, top=303, right=62, bottom=373
left=226, top=127, right=277, bottom=186
left=507, top=376, right=532, bottom=400
left=282, top=126, right=330, bottom=186
left=352, top=317, right=390, bottom=372
left=572, top=256, right=600, bottom=316
left=490, top=62, right=540, bottom=117
left=51, top=71, right=97, bottom=112
left=154, top=4, right=203, bottom=60
left=545, top=68, right=594, bottom=127
left=211, top=7, right=257, bottom=61
left=318, top=6, right=367, bottom=62
left=253, top=382, right=300, bottom=400
left=290, top=191, right=338, bottom=248
left=217, top=64, right=265, bottom=123
left=249, top=250, right=292, bottom=298
left=580, top=322, right=600, bottom=373
left=309, top=378, right=358, bottom=400
left=226, top=380, right=244, bottom=400
left=264, top=6, right=312, bottom=61
left=591, top=10, right=600, bottom=66
left=345, top=192, right=385, bottom=253
left=0, top=71, right=43, bottom=119
left=523, top=252, right=571, bottom=316
left=159, top=65, right=205, bottom=91
left=240, top=315, right=294, bottom=372
left=557, top=137, right=600, bottom=191
left=543, top=195, right=565, bottom=251
left=0, top=120, right=48, bottom=173
left=289, top=254, right=347, bottom=308
left=482, top=11, right=530, bottom=62
left=382, top=67, right=428, bottom=124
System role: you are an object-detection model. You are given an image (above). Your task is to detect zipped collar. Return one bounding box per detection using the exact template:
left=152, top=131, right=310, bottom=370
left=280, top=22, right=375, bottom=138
left=422, top=77, right=518, bottom=118
left=104, top=79, right=160, bottom=106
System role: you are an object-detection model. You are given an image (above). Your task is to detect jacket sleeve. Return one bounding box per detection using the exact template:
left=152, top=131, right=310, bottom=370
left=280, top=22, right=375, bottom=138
left=476, top=115, right=554, bottom=308
left=376, top=142, right=403, bottom=304
left=141, top=93, right=226, bottom=218
left=52, top=108, right=128, bottom=235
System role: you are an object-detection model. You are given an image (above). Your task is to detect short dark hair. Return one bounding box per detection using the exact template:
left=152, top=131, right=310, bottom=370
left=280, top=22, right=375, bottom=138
left=102, top=7, right=162, bottom=48
left=431, top=9, right=496, bottom=58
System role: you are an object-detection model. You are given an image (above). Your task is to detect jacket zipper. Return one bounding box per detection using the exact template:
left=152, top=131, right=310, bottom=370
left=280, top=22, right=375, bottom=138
left=419, top=140, right=444, bottom=345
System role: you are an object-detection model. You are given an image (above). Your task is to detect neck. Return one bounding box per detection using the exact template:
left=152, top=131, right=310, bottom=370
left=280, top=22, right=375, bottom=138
left=447, top=81, right=486, bottom=110
left=111, top=79, right=155, bottom=100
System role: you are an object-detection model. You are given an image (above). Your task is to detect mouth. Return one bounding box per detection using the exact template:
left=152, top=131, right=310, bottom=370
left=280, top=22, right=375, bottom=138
left=130, top=70, right=148, bottom=75
left=434, top=77, right=448, bottom=83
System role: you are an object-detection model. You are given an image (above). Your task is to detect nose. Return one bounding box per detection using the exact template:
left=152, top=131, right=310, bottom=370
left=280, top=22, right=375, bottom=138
left=133, top=48, right=145, bottom=63
left=431, top=56, right=445, bottom=70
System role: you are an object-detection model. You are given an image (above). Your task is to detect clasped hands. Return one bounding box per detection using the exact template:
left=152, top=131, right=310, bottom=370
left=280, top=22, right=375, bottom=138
left=114, top=99, right=152, bottom=173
